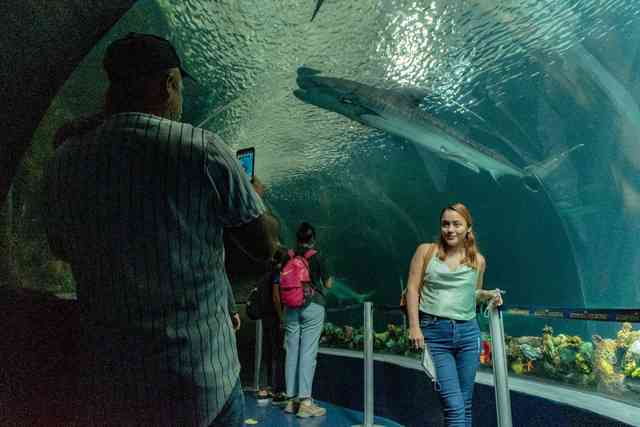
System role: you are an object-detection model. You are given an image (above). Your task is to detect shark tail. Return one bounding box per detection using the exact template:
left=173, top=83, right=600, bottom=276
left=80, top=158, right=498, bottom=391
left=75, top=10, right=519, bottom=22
left=523, top=143, right=585, bottom=192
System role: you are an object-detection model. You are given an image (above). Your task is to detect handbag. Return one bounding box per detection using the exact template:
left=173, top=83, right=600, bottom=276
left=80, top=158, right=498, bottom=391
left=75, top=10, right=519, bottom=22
left=399, top=243, right=437, bottom=315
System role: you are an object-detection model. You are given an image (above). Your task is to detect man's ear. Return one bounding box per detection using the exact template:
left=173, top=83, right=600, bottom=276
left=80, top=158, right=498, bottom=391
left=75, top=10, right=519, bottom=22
left=165, top=71, right=180, bottom=96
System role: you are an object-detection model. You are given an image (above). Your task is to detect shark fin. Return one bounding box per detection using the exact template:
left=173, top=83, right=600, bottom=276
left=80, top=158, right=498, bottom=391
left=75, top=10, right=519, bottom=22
left=297, top=66, right=323, bottom=76
left=487, top=169, right=501, bottom=183
left=310, top=0, right=325, bottom=22
left=413, top=145, right=449, bottom=192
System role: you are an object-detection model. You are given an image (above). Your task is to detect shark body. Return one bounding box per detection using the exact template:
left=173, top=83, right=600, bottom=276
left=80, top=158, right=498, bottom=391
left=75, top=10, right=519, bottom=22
left=326, top=278, right=375, bottom=305
left=294, top=67, right=582, bottom=192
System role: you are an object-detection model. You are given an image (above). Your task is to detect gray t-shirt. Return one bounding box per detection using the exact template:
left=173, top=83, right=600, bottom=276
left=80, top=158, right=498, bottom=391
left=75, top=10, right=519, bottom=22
left=44, top=112, right=265, bottom=425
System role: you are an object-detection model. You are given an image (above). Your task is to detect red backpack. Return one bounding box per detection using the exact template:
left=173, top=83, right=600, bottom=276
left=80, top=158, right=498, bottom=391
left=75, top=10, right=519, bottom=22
left=279, top=249, right=317, bottom=308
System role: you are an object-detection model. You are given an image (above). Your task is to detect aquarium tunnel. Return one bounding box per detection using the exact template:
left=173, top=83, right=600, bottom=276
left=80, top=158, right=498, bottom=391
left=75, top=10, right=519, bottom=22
left=1, top=0, right=640, bottom=426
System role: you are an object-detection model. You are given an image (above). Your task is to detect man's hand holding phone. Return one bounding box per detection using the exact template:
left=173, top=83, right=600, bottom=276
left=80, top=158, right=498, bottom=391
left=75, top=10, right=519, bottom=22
left=236, top=147, right=264, bottom=196
left=251, top=176, right=265, bottom=197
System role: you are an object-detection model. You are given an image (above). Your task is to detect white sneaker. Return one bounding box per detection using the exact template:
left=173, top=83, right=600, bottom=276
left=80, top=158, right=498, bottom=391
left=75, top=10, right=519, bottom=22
left=296, top=398, right=326, bottom=418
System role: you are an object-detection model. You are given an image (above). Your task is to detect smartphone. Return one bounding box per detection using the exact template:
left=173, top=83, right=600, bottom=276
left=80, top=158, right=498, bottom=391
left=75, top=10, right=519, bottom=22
left=236, top=147, right=255, bottom=178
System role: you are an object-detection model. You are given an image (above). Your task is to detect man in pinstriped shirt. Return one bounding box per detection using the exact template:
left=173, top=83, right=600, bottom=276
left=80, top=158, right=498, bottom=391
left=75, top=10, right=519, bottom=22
left=44, top=33, right=279, bottom=426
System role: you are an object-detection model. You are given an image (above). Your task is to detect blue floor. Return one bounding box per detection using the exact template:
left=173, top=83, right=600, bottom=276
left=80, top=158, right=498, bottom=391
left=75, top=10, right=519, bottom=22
left=244, top=392, right=404, bottom=427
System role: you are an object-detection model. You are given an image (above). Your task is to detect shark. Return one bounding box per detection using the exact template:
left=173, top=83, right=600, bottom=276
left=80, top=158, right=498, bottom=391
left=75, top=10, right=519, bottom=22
left=293, top=67, right=583, bottom=192
left=326, top=278, right=375, bottom=306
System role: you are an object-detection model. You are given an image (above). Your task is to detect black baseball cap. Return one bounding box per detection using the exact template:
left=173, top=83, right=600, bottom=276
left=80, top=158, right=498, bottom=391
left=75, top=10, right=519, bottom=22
left=103, top=32, right=193, bottom=82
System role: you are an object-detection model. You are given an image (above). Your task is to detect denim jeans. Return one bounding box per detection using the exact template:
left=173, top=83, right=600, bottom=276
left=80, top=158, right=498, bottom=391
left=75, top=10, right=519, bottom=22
left=284, top=302, right=325, bottom=399
left=261, top=314, right=286, bottom=393
left=209, top=378, right=245, bottom=427
left=420, top=313, right=481, bottom=427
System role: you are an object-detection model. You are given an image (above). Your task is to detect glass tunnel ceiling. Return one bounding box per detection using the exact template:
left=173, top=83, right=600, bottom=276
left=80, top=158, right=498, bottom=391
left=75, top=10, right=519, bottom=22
left=48, top=0, right=640, bottom=313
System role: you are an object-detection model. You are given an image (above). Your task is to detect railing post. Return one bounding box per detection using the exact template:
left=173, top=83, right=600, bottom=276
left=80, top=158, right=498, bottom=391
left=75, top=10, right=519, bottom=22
left=488, top=305, right=513, bottom=427
left=253, top=319, right=263, bottom=392
left=354, top=302, right=381, bottom=427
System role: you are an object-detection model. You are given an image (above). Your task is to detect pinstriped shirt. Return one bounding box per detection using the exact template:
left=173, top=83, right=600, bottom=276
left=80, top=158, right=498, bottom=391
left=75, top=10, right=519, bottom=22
left=44, top=112, right=265, bottom=425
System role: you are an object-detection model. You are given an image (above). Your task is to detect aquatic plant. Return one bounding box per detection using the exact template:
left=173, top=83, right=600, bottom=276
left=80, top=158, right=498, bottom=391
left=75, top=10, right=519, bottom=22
left=320, top=320, right=640, bottom=402
left=617, top=323, right=640, bottom=349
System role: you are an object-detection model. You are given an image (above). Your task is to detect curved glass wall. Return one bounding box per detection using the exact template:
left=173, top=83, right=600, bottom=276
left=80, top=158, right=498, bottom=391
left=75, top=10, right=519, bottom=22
left=2, top=0, right=640, bottom=424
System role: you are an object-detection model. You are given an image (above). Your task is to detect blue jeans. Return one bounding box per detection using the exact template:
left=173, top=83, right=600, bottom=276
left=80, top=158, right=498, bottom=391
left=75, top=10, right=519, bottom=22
left=421, top=313, right=480, bottom=427
left=209, top=378, right=245, bottom=427
left=284, top=302, right=325, bottom=399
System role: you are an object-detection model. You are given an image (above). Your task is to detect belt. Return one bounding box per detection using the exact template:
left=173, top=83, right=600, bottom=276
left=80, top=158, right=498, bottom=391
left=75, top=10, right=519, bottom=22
left=419, top=312, right=471, bottom=323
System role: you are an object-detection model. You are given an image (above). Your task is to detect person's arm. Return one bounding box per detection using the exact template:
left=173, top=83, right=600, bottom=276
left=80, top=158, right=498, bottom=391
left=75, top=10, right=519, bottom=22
left=272, top=281, right=283, bottom=323
left=407, top=243, right=431, bottom=350
left=474, top=255, right=503, bottom=306
left=203, top=134, right=280, bottom=265
left=226, top=281, right=241, bottom=331
left=323, top=276, right=333, bottom=289
left=42, top=159, right=72, bottom=262
left=313, top=253, right=332, bottom=290
left=225, top=199, right=280, bottom=265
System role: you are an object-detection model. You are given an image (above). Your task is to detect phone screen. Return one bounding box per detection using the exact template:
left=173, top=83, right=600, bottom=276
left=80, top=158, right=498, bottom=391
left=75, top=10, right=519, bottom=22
left=236, top=147, right=255, bottom=178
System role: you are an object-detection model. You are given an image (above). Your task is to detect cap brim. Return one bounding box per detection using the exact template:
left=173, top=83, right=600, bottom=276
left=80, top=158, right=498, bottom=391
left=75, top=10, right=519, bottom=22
left=180, top=67, right=194, bottom=81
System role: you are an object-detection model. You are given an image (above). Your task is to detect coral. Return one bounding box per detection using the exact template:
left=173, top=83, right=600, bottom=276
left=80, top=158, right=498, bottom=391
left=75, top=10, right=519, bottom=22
left=320, top=319, right=640, bottom=395
left=520, top=344, right=542, bottom=361
left=575, top=352, right=593, bottom=374
left=511, top=360, right=524, bottom=375
left=592, top=335, right=626, bottom=393
left=623, top=359, right=637, bottom=377
left=480, top=339, right=492, bottom=365
left=616, top=323, right=640, bottom=349
left=542, top=326, right=560, bottom=368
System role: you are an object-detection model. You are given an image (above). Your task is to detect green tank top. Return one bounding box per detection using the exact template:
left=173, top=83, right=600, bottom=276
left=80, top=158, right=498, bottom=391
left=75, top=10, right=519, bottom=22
left=419, top=255, right=478, bottom=321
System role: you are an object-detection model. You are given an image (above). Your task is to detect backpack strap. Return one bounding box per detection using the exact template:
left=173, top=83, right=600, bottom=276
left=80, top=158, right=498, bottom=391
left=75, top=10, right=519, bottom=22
left=419, top=244, right=438, bottom=292
left=303, top=249, right=317, bottom=259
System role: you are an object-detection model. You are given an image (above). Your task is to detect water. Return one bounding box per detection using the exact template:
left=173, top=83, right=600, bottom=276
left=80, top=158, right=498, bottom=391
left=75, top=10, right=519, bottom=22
left=137, top=0, right=640, bottom=312
left=37, top=0, right=639, bottom=315
left=10, top=0, right=640, bottom=414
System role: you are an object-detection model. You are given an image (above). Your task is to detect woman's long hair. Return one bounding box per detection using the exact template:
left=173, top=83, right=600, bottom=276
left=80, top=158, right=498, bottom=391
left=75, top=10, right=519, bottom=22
left=437, top=202, right=481, bottom=269
left=296, top=222, right=316, bottom=248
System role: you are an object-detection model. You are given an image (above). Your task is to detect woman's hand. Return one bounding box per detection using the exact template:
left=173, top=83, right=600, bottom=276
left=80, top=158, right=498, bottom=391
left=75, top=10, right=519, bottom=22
left=488, top=288, right=504, bottom=307
left=408, top=326, right=425, bottom=350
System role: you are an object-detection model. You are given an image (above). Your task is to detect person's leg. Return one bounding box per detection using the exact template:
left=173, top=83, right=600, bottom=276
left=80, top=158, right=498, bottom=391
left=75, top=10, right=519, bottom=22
left=455, top=320, right=481, bottom=427
left=273, top=319, right=286, bottom=394
left=295, top=302, right=326, bottom=418
left=260, top=316, right=276, bottom=395
left=284, top=308, right=301, bottom=400
left=421, top=317, right=465, bottom=427
left=208, top=378, right=245, bottom=427
left=297, top=303, right=325, bottom=399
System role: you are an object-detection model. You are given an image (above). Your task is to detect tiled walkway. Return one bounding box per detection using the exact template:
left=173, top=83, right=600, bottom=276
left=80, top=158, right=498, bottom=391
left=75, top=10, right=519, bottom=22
left=243, top=392, right=404, bottom=427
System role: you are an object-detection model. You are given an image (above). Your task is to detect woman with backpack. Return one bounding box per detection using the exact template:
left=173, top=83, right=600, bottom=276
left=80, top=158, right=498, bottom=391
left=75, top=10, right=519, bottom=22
left=274, top=222, right=332, bottom=418
left=405, top=203, right=503, bottom=427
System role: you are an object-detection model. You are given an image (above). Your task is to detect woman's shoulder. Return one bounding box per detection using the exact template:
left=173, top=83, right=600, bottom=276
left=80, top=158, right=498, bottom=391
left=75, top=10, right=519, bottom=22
left=476, top=253, right=486, bottom=270
left=417, top=242, right=438, bottom=252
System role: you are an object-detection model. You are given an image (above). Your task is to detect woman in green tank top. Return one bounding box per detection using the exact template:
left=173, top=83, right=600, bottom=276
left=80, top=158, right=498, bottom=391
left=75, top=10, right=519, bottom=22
left=405, top=203, right=503, bottom=427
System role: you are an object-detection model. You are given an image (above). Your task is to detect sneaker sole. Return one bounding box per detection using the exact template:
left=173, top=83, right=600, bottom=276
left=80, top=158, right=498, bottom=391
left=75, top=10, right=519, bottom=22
left=297, top=411, right=326, bottom=418
left=284, top=405, right=298, bottom=414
